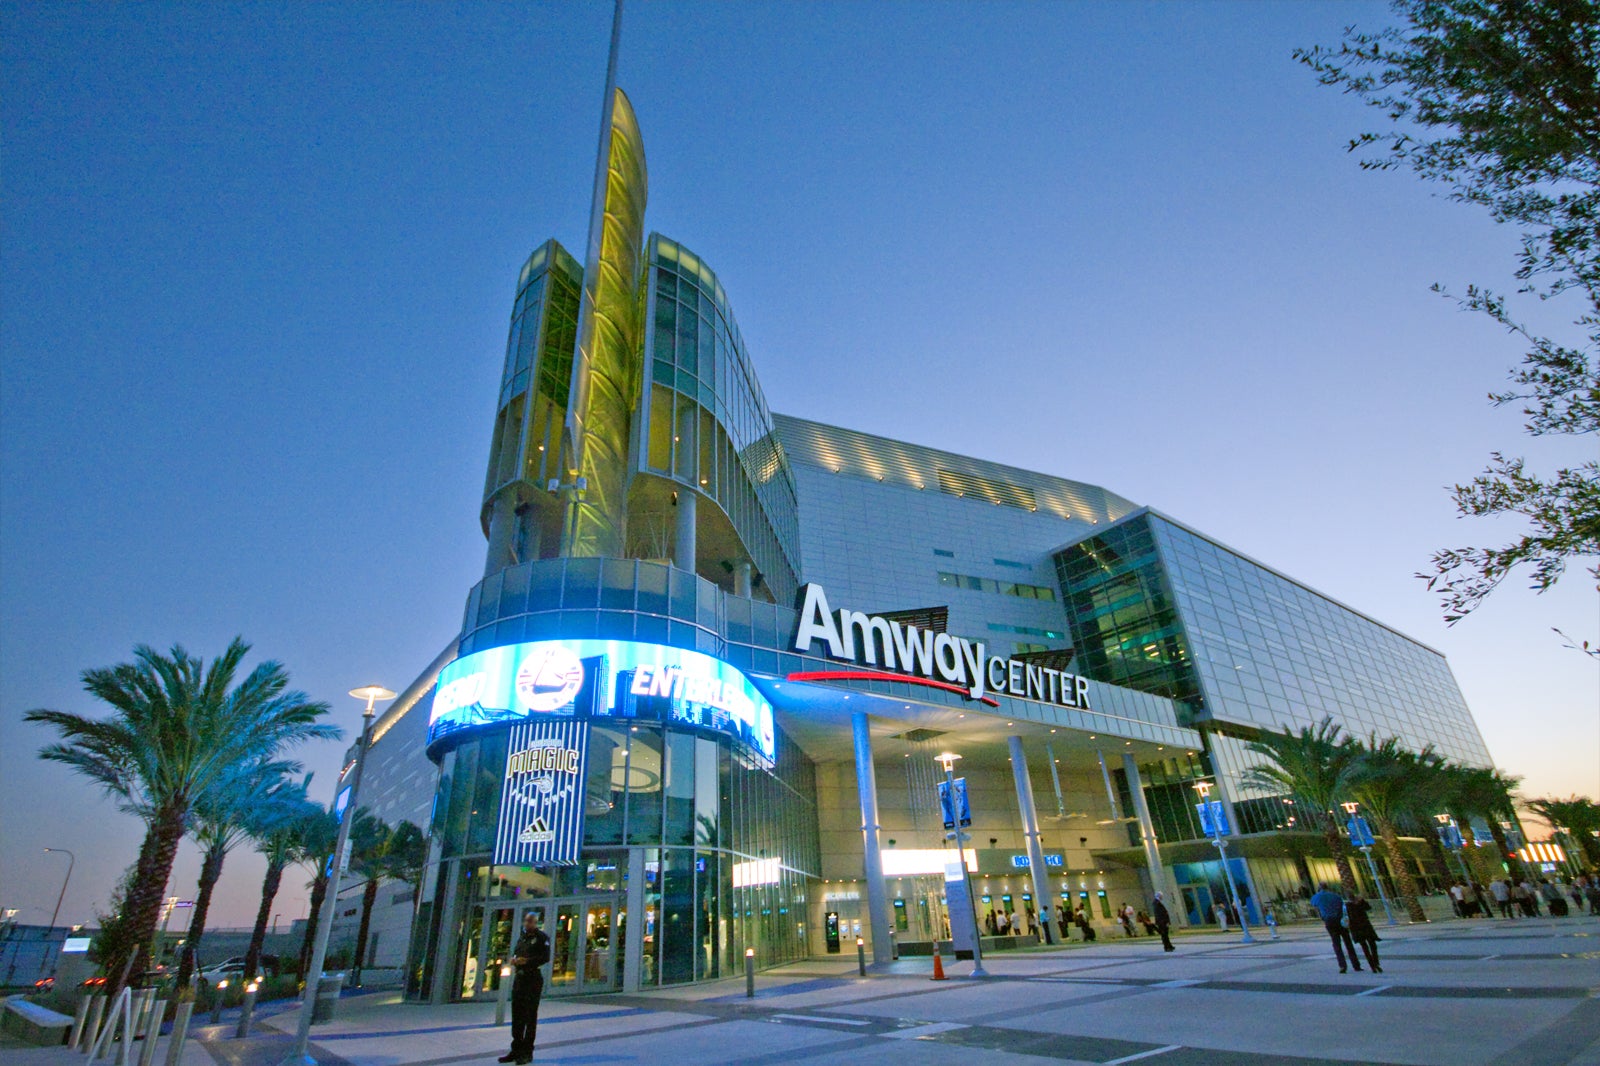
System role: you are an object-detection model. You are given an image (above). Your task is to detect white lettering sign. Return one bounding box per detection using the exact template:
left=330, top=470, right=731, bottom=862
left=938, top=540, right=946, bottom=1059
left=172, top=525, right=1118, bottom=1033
left=791, top=583, right=1091, bottom=711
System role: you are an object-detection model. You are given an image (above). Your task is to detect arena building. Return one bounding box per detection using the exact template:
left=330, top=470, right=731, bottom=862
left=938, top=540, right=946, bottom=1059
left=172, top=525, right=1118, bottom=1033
left=330, top=17, right=1498, bottom=1002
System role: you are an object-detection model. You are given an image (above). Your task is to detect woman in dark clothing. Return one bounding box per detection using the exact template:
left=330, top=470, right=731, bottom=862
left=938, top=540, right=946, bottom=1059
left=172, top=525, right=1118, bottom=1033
left=1344, top=894, right=1382, bottom=973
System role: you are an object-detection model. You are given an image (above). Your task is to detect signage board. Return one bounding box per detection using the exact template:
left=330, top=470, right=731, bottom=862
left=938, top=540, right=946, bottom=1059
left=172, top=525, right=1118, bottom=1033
left=1436, top=823, right=1464, bottom=850
left=429, top=639, right=775, bottom=764
left=1346, top=816, right=1375, bottom=848
left=1196, top=799, right=1230, bottom=837
left=62, top=937, right=91, bottom=954
left=938, top=777, right=972, bottom=831
left=945, top=862, right=978, bottom=956
left=789, top=583, right=1091, bottom=710
left=493, top=718, right=591, bottom=867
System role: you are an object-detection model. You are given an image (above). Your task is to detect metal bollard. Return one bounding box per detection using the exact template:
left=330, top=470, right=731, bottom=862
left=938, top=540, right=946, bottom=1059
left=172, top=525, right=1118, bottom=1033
left=135, top=990, right=157, bottom=1038
left=138, top=1001, right=165, bottom=1066
left=209, top=981, right=228, bottom=1026
left=494, top=966, right=512, bottom=1026
left=71, top=997, right=93, bottom=1049
left=856, top=937, right=866, bottom=977
left=164, top=1002, right=194, bottom=1066
left=744, top=948, right=755, bottom=998
left=233, top=983, right=258, bottom=1039
left=82, top=995, right=106, bottom=1053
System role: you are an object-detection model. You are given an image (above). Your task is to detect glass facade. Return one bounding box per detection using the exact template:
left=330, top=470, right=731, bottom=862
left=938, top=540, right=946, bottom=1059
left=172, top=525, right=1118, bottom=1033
left=637, top=235, right=799, bottom=605
left=411, top=713, right=817, bottom=999
left=1054, top=515, right=1201, bottom=711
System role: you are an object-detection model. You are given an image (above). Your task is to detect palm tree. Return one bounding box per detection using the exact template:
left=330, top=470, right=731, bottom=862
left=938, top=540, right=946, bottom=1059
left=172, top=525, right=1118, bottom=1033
left=1349, top=737, right=1438, bottom=922
left=1448, top=765, right=1527, bottom=881
left=26, top=639, right=337, bottom=1003
left=294, top=803, right=342, bottom=980
left=243, top=788, right=326, bottom=981
left=175, top=761, right=306, bottom=989
left=347, top=811, right=392, bottom=987
left=1525, top=795, right=1600, bottom=868
left=1241, top=717, right=1363, bottom=897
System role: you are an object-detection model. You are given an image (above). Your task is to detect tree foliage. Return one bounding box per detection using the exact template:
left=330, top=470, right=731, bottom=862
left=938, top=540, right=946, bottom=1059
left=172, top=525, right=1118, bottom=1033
left=1297, top=0, right=1600, bottom=627
left=1241, top=718, right=1365, bottom=896
left=26, top=639, right=337, bottom=1002
left=1526, top=793, right=1600, bottom=865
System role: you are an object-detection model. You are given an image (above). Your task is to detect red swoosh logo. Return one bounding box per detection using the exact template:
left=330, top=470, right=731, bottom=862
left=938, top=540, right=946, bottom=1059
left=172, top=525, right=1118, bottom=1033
left=784, top=670, right=1001, bottom=707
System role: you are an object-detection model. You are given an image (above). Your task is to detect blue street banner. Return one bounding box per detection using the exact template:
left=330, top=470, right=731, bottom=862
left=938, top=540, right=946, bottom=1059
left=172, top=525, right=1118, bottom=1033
left=1346, top=816, right=1375, bottom=848
left=1196, top=799, right=1230, bottom=837
left=938, top=777, right=972, bottom=831
left=493, top=718, right=591, bottom=867
left=1436, top=822, right=1464, bottom=850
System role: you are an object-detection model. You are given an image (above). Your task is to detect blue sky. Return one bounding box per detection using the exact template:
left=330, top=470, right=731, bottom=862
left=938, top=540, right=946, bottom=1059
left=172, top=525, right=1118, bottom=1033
left=3, top=1, right=1594, bottom=930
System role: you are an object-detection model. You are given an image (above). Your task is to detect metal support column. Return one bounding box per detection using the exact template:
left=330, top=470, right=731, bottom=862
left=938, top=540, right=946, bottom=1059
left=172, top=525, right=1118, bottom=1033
left=852, top=711, right=894, bottom=966
left=1008, top=737, right=1053, bottom=942
left=1122, top=753, right=1180, bottom=923
left=733, top=560, right=752, bottom=598
left=674, top=491, right=696, bottom=573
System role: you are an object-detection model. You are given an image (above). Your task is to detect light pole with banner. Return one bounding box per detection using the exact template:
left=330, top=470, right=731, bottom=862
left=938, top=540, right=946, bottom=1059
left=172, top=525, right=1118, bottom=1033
left=935, top=752, right=985, bottom=977
left=1434, top=814, right=1475, bottom=884
left=1193, top=781, right=1254, bottom=943
left=1341, top=802, right=1396, bottom=925
left=280, top=684, right=394, bottom=1066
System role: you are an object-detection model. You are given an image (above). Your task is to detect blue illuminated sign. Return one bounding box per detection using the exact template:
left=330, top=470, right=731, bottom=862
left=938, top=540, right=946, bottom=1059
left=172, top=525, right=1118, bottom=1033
left=429, top=639, right=776, bottom=763
left=1346, top=816, right=1375, bottom=848
left=1010, top=854, right=1064, bottom=868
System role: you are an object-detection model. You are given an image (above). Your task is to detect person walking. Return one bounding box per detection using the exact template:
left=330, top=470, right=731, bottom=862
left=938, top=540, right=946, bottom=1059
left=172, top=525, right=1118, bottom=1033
left=1344, top=893, right=1382, bottom=973
left=1489, top=877, right=1515, bottom=918
left=1120, top=904, right=1136, bottom=937
left=499, top=911, right=551, bottom=1065
left=1152, top=893, right=1175, bottom=952
left=1309, top=882, right=1362, bottom=973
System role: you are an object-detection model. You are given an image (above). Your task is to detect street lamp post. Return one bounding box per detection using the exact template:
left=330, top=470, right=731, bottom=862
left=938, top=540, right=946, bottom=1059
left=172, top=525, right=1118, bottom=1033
left=1193, top=782, right=1254, bottom=943
left=1341, top=802, right=1396, bottom=925
left=279, top=684, right=394, bottom=1066
left=934, top=752, right=985, bottom=977
left=40, top=848, right=74, bottom=979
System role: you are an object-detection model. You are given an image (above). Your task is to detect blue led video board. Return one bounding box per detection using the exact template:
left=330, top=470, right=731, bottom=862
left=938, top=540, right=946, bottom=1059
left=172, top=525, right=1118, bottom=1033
left=428, top=639, right=776, bottom=763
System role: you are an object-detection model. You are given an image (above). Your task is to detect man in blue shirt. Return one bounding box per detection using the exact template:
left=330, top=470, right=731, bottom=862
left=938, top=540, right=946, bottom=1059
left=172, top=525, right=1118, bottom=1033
left=1309, top=881, right=1362, bottom=973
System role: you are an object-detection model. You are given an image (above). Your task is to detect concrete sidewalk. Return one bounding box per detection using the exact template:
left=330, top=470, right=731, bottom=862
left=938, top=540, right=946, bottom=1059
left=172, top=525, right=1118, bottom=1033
left=7, top=913, right=1599, bottom=1066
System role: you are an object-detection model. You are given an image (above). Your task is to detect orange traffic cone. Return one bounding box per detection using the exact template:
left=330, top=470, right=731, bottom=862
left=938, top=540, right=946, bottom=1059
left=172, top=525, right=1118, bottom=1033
left=931, top=948, right=948, bottom=981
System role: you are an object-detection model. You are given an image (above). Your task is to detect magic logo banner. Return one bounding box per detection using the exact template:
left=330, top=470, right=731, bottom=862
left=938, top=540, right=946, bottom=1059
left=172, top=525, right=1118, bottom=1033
left=494, top=718, right=590, bottom=867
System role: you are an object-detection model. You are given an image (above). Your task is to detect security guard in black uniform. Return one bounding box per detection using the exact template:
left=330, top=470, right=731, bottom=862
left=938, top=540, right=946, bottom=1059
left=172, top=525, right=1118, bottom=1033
left=499, top=912, right=551, bottom=1064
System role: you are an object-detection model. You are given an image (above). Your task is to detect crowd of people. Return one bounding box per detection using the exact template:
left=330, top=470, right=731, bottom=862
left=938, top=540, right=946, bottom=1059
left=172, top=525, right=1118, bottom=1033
left=1447, top=874, right=1599, bottom=919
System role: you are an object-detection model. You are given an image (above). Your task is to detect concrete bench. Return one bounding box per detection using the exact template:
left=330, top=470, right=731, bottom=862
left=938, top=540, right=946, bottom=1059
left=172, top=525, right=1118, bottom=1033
left=2, top=996, right=73, bottom=1046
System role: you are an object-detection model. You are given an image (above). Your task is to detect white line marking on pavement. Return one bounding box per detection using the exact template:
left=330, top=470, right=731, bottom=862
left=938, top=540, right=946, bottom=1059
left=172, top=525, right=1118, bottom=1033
left=883, top=1022, right=969, bottom=1040
left=770, top=1014, right=871, bottom=1026
left=1480, top=954, right=1498, bottom=960
left=1105, top=1044, right=1183, bottom=1065
left=1355, top=985, right=1391, bottom=997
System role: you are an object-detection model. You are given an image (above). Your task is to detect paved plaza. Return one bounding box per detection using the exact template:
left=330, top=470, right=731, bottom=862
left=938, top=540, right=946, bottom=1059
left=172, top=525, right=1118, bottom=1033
left=8, top=914, right=1600, bottom=1066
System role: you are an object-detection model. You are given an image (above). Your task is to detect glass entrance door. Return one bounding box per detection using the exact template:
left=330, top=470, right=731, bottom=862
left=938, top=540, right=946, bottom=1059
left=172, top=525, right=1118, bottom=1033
left=549, top=899, right=619, bottom=993
left=462, top=897, right=620, bottom=999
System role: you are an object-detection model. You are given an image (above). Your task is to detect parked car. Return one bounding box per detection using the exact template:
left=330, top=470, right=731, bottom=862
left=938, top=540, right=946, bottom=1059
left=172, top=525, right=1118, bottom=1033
left=200, top=954, right=280, bottom=981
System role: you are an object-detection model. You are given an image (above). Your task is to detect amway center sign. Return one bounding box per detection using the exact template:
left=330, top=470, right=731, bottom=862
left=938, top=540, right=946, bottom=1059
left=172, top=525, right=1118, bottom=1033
left=790, top=583, right=1090, bottom=710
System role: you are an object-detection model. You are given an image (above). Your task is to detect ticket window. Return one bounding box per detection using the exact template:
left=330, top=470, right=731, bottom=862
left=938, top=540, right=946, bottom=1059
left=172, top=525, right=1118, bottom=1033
left=893, top=898, right=909, bottom=932
left=1001, top=894, right=1014, bottom=917
left=824, top=912, right=840, bottom=954
left=1078, top=890, right=1090, bottom=914
left=1097, top=890, right=1111, bottom=918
